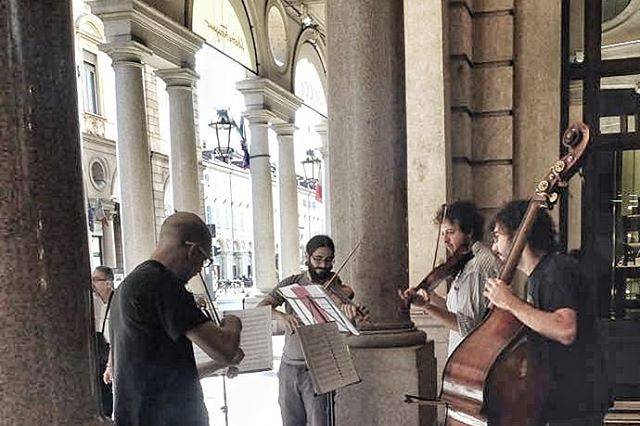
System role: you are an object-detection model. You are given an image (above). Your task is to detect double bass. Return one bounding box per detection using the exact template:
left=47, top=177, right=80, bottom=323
left=439, top=123, right=590, bottom=425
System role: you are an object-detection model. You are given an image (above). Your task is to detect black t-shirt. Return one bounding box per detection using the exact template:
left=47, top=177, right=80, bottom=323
left=527, top=254, right=588, bottom=420
left=110, top=260, right=209, bottom=426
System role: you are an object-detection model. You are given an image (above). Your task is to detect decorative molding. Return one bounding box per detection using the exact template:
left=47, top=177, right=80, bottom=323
left=155, top=68, right=199, bottom=88
left=99, top=40, right=152, bottom=64
left=236, top=78, right=302, bottom=122
left=84, top=113, right=107, bottom=138
left=90, top=0, right=204, bottom=69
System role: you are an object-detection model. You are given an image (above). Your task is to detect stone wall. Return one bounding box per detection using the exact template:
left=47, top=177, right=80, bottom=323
left=448, top=0, right=515, bottom=220
left=447, top=0, right=562, bottom=217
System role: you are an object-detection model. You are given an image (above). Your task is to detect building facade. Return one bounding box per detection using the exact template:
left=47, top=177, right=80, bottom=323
left=2, top=0, right=640, bottom=424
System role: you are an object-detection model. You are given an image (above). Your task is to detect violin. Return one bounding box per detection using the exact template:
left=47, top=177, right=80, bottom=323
left=323, top=272, right=368, bottom=319
left=321, top=242, right=369, bottom=320
left=414, top=246, right=474, bottom=293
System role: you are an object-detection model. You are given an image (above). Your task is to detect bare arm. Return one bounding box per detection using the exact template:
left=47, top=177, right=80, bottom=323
left=423, top=303, right=459, bottom=332
left=258, top=294, right=299, bottom=331
left=484, top=278, right=577, bottom=346
left=507, top=298, right=577, bottom=345
left=185, top=317, right=242, bottom=364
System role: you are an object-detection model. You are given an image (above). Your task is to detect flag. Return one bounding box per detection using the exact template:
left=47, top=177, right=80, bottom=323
left=94, top=200, right=109, bottom=228
left=315, top=183, right=323, bottom=203
left=87, top=202, right=94, bottom=232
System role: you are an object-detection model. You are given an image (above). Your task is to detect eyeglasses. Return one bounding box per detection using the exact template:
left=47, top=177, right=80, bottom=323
left=184, top=241, right=214, bottom=268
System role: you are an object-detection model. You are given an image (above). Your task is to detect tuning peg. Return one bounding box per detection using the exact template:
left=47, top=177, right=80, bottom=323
left=537, top=180, right=549, bottom=192
left=553, top=160, right=566, bottom=173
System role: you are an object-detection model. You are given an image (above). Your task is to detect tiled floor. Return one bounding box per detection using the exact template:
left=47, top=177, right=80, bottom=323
left=202, top=336, right=284, bottom=426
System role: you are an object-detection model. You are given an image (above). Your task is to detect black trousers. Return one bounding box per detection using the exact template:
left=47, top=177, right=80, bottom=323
left=98, top=375, right=113, bottom=418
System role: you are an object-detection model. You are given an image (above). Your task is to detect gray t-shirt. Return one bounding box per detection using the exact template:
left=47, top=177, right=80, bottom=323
left=269, top=272, right=347, bottom=366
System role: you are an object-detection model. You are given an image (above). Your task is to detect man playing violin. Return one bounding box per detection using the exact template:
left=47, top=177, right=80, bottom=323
left=402, top=201, right=500, bottom=354
left=485, top=200, right=600, bottom=425
left=258, top=235, right=367, bottom=426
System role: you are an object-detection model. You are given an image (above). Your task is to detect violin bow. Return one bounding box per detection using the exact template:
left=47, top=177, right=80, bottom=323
left=323, top=240, right=362, bottom=290
left=198, top=271, right=222, bottom=325
left=432, top=203, right=447, bottom=270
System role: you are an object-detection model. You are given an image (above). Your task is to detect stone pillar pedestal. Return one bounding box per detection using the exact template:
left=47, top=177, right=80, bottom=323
left=327, top=1, right=436, bottom=424
left=0, top=1, right=109, bottom=423
left=315, top=119, right=331, bottom=234
left=102, top=210, right=117, bottom=268
left=156, top=68, right=201, bottom=216
left=272, top=123, right=300, bottom=278
left=101, top=41, right=156, bottom=273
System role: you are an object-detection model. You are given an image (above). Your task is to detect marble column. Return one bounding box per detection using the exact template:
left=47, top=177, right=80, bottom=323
left=0, top=1, right=108, bottom=423
left=315, top=119, right=331, bottom=234
left=102, top=42, right=157, bottom=273
left=244, top=113, right=278, bottom=294
left=272, top=123, right=300, bottom=278
left=405, top=0, right=452, bottom=404
left=156, top=68, right=201, bottom=216
left=102, top=210, right=117, bottom=268
left=327, top=1, right=435, bottom=424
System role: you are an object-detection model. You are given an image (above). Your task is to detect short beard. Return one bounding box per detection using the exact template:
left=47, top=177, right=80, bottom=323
left=309, top=267, right=332, bottom=282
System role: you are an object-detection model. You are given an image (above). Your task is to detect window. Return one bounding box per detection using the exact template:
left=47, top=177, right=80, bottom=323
left=83, top=51, right=100, bottom=115
left=90, top=160, right=107, bottom=191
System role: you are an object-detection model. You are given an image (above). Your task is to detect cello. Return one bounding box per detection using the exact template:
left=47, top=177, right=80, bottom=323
left=439, top=123, right=590, bottom=425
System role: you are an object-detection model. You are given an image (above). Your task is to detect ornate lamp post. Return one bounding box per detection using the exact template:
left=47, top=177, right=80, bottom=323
left=301, top=149, right=321, bottom=185
left=206, top=109, right=247, bottom=164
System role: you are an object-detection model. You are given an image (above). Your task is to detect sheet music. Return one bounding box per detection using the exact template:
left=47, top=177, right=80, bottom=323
left=278, top=284, right=360, bottom=335
left=225, top=306, right=273, bottom=373
left=194, top=306, right=273, bottom=375
left=297, top=322, right=360, bottom=395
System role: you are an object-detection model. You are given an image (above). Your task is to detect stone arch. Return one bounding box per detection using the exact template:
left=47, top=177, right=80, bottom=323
left=189, top=0, right=260, bottom=72
left=75, top=12, right=106, bottom=44
left=292, top=27, right=327, bottom=97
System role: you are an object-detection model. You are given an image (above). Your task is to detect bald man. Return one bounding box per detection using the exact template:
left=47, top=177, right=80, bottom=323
left=110, top=212, right=244, bottom=426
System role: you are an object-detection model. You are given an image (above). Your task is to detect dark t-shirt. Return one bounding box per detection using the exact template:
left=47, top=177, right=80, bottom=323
left=527, top=254, right=589, bottom=420
left=110, top=260, right=209, bottom=426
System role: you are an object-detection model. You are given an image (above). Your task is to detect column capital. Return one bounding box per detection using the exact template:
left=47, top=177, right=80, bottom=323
left=271, top=122, right=297, bottom=138
left=242, top=109, right=279, bottom=126
left=155, top=68, right=199, bottom=88
left=100, top=40, right=152, bottom=66
left=91, top=0, right=203, bottom=69
left=236, top=78, right=302, bottom=123
left=314, top=119, right=328, bottom=136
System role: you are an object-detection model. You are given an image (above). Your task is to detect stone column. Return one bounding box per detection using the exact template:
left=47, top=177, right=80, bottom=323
left=102, top=211, right=118, bottom=268
left=328, top=1, right=435, bottom=425
left=315, top=119, right=331, bottom=234
left=0, top=1, right=107, bottom=423
left=244, top=113, right=278, bottom=294
left=405, top=0, right=452, bottom=402
left=101, top=42, right=157, bottom=273
left=272, top=123, right=300, bottom=278
left=156, top=68, right=202, bottom=216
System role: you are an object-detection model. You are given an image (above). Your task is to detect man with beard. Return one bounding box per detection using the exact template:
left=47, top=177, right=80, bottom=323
left=485, top=200, right=600, bottom=425
left=258, top=235, right=365, bottom=426
left=402, top=201, right=500, bottom=354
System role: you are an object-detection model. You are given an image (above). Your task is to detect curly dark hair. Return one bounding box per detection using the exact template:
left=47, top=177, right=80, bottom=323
left=434, top=201, right=485, bottom=242
left=306, top=235, right=335, bottom=256
left=492, top=200, right=557, bottom=253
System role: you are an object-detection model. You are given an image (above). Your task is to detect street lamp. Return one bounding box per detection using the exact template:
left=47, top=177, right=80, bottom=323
left=301, top=149, right=321, bottom=242
left=206, top=109, right=247, bottom=164
left=301, top=149, right=321, bottom=187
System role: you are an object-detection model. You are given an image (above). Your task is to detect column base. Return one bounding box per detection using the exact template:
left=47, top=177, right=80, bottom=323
left=337, top=329, right=437, bottom=426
